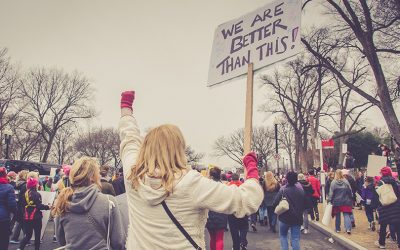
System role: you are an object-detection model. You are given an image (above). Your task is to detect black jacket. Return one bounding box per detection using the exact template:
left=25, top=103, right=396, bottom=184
left=112, top=177, right=125, bottom=196
left=21, top=189, right=50, bottom=221
left=273, top=184, right=305, bottom=226
left=299, top=180, right=314, bottom=209
left=377, top=176, right=400, bottom=224
left=206, top=180, right=228, bottom=230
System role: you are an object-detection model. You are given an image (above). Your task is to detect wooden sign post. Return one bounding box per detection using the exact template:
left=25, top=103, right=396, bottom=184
left=244, top=63, right=254, bottom=155
left=243, top=63, right=254, bottom=177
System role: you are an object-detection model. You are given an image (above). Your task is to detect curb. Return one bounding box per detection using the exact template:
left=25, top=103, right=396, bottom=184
left=309, top=221, right=368, bottom=250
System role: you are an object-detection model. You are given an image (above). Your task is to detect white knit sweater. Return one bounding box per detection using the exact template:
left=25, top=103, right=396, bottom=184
left=119, top=115, right=263, bottom=250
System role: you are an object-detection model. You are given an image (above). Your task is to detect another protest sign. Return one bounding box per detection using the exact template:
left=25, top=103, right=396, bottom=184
left=367, top=155, right=387, bottom=177
left=208, top=0, right=301, bottom=86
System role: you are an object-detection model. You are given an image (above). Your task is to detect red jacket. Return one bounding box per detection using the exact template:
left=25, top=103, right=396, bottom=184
left=229, top=180, right=243, bottom=187
left=307, top=175, right=321, bottom=198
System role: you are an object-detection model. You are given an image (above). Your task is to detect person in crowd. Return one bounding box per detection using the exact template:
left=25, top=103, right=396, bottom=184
left=298, top=173, right=314, bottom=234
left=328, top=169, right=353, bottom=234
left=118, top=90, right=263, bottom=250
left=344, top=152, right=355, bottom=169
left=0, top=167, right=17, bottom=250
left=273, top=172, right=305, bottom=250
left=18, top=177, right=50, bottom=250
left=374, top=166, right=400, bottom=249
left=227, top=173, right=250, bottom=250
left=307, top=169, right=321, bottom=221
left=53, top=168, right=61, bottom=184
left=10, top=170, right=28, bottom=244
left=44, top=177, right=53, bottom=192
left=221, top=173, right=228, bottom=185
left=264, top=171, right=280, bottom=233
left=342, top=169, right=357, bottom=227
left=112, top=167, right=126, bottom=195
left=7, top=171, right=17, bottom=188
left=100, top=165, right=116, bottom=196
left=361, top=176, right=378, bottom=231
left=53, top=157, right=126, bottom=249
left=56, top=165, right=71, bottom=191
left=206, top=167, right=228, bottom=250
left=325, top=172, right=335, bottom=200
left=257, top=176, right=266, bottom=227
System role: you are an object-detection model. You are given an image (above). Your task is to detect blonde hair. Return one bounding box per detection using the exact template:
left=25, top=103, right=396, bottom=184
left=264, top=171, right=278, bottom=191
left=18, top=170, right=29, bottom=181
left=128, top=124, right=188, bottom=195
left=53, top=157, right=101, bottom=216
left=334, top=169, right=344, bottom=180
left=27, top=171, right=39, bottom=180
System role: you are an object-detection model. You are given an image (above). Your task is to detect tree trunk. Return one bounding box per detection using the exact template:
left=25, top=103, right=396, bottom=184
left=41, top=135, right=55, bottom=163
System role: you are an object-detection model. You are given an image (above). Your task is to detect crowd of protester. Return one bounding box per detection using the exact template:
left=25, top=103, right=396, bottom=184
left=0, top=90, right=399, bottom=250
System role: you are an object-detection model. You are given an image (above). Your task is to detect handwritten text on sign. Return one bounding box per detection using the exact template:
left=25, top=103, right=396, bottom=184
left=207, top=0, right=301, bottom=86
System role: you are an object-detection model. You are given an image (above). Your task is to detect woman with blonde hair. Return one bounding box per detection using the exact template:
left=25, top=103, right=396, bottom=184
left=119, top=91, right=263, bottom=249
left=263, top=171, right=280, bottom=233
left=10, top=170, right=29, bottom=244
left=53, top=157, right=125, bottom=250
left=328, top=169, right=353, bottom=234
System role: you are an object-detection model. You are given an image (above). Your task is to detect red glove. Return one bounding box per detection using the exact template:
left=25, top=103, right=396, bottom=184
left=243, top=152, right=259, bottom=180
left=120, top=91, right=135, bottom=109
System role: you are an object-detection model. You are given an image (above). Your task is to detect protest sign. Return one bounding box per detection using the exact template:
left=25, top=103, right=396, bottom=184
left=38, top=191, right=56, bottom=239
left=367, top=155, right=387, bottom=177
left=208, top=0, right=301, bottom=86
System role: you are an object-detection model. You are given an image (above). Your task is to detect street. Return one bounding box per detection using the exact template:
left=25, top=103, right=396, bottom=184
left=9, top=220, right=345, bottom=250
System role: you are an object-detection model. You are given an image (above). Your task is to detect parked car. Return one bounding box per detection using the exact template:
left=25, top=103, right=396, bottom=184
left=0, top=159, right=61, bottom=175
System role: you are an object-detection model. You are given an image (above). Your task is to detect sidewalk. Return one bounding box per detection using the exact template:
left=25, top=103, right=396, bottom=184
left=314, top=203, right=399, bottom=250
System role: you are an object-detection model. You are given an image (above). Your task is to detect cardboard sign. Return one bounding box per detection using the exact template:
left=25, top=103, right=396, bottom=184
left=367, top=155, right=387, bottom=177
left=208, top=0, right=301, bottom=86
left=38, top=191, right=56, bottom=239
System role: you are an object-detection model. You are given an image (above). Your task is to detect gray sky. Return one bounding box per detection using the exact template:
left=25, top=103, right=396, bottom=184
left=0, top=0, right=389, bottom=168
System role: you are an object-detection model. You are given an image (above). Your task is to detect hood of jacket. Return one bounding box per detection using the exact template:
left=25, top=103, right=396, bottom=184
left=334, top=179, right=348, bottom=186
left=69, top=185, right=100, bottom=214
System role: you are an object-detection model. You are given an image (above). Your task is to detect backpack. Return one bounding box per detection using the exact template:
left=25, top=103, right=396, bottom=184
left=24, top=191, right=37, bottom=221
left=376, top=181, right=398, bottom=206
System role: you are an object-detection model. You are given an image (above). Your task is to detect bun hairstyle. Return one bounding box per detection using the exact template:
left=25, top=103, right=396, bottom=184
left=53, top=157, right=101, bottom=216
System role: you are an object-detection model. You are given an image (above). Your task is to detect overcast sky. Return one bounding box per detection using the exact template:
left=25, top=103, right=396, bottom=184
left=0, top=0, right=389, bottom=168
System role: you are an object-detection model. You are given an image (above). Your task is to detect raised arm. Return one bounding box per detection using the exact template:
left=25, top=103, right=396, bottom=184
left=191, top=152, right=263, bottom=218
left=119, top=91, right=142, bottom=179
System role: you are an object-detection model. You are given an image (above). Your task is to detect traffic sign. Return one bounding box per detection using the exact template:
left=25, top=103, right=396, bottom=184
left=274, top=153, right=281, bottom=161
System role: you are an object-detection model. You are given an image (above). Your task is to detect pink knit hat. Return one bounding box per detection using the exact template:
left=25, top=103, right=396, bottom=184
left=63, top=165, right=72, bottom=176
left=26, top=177, right=38, bottom=189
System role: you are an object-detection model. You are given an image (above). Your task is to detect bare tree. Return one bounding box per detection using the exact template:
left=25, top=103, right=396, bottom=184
left=302, top=0, right=400, bottom=147
left=8, top=115, right=42, bottom=161
left=19, top=68, right=94, bottom=162
left=213, top=127, right=275, bottom=168
left=260, top=55, right=333, bottom=171
left=51, top=125, right=77, bottom=164
left=0, top=48, right=20, bottom=158
left=74, top=127, right=120, bottom=166
left=275, top=118, right=296, bottom=171
left=185, top=146, right=204, bottom=166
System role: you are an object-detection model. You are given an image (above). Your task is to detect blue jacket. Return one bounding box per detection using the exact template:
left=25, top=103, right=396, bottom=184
left=0, top=183, right=17, bottom=221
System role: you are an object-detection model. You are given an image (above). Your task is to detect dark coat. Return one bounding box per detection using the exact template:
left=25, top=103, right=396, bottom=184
left=273, top=184, right=305, bottom=226
left=112, top=177, right=126, bottom=196
left=206, top=180, right=228, bottom=230
left=100, top=179, right=116, bottom=196
left=21, top=189, right=49, bottom=221
left=377, top=176, right=400, bottom=224
left=361, top=183, right=379, bottom=209
left=299, top=180, right=314, bottom=209
left=0, top=183, right=17, bottom=222
left=15, top=181, right=27, bottom=221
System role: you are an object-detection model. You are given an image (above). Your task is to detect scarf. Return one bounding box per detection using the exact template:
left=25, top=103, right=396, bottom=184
left=0, top=176, right=9, bottom=184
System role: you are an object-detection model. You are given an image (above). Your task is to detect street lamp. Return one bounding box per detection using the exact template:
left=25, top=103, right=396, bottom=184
left=3, top=127, right=13, bottom=159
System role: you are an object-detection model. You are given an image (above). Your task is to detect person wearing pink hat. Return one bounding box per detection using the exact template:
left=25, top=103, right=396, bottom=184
left=375, top=166, right=400, bottom=249
left=56, top=165, right=72, bottom=191
left=18, top=177, right=50, bottom=250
